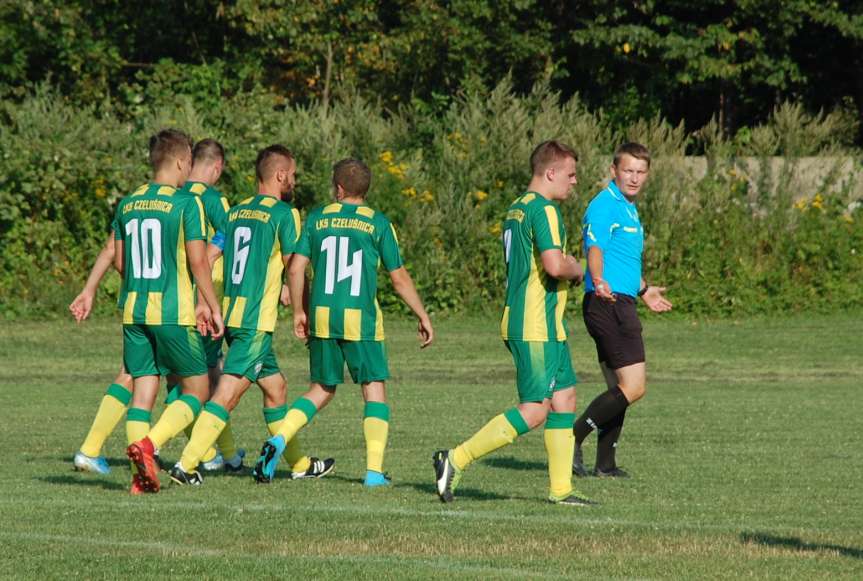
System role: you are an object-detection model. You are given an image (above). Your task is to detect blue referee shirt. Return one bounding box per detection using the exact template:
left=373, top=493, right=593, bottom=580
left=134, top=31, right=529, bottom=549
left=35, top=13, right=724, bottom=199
left=582, top=180, right=644, bottom=297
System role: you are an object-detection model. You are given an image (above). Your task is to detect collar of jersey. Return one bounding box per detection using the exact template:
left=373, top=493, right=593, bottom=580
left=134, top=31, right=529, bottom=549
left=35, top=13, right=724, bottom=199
left=186, top=181, right=207, bottom=195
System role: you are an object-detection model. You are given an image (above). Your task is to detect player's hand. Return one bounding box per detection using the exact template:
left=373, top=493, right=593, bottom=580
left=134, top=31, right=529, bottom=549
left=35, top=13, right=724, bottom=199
left=69, top=290, right=95, bottom=322
left=195, top=303, right=212, bottom=336
left=210, top=310, right=225, bottom=340
left=642, top=286, right=672, bottom=313
left=417, top=316, right=434, bottom=349
left=294, top=311, right=309, bottom=340
left=594, top=278, right=616, bottom=303
left=279, top=283, right=291, bottom=307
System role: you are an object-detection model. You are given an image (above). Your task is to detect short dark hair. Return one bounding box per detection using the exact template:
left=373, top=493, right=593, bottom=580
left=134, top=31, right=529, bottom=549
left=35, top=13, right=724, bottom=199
left=149, top=129, right=192, bottom=171
left=255, top=145, right=294, bottom=182
left=332, top=159, right=371, bottom=198
left=530, top=140, right=579, bottom=176
left=192, top=138, right=225, bottom=166
left=613, top=142, right=651, bottom=168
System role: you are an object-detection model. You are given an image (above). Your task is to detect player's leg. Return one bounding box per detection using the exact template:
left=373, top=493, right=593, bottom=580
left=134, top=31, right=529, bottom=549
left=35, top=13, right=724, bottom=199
left=254, top=336, right=341, bottom=482
left=344, top=339, right=391, bottom=487
left=75, top=366, right=133, bottom=474
left=173, top=372, right=252, bottom=484
left=434, top=340, right=546, bottom=503
left=544, top=342, right=595, bottom=506
left=205, top=336, right=240, bottom=470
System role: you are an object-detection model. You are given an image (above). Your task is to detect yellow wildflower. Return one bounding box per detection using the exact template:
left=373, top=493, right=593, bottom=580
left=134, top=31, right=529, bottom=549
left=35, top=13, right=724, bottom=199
left=402, top=187, right=417, bottom=198
left=811, top=193, right=824, bottom=210
left=623, top=42, right=631, bottom=54
left=420, top=190, right=434, bottom=203
left=474, top=190, right=489, bottom=202
left=379, top=151, right=394, bottom=164
left=793, top=198, right=807, bottom=211
left=488, top=223, right=502, bottom=236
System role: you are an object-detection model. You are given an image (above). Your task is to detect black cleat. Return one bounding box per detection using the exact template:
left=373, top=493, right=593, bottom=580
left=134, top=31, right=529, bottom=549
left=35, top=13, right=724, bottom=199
left=593, top=466, right=630, bottom=479
left=572, top=444, right=589, bottom=478
left=169, top=463, right=203, bottom=486
left=548, top=492, right=598, bottom=507
left=291, top=457, right=335, bottom=479
left=433, top=449, right=461, bottom=503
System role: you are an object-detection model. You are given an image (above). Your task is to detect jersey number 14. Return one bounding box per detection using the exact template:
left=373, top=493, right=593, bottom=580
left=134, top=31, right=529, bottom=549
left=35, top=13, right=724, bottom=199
left=321, top=235, right=362, bottom=297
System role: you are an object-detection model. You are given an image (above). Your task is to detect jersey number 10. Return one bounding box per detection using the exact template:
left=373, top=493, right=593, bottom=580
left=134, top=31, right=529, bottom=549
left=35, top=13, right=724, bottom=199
left=321, top=235, right=362, bottom=297
left=125, top=218, right=162, bottom=279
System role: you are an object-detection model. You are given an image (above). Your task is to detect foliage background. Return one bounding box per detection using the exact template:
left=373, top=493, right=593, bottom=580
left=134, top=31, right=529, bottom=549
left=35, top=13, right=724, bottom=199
left=0, top=1, right=861, bottom=318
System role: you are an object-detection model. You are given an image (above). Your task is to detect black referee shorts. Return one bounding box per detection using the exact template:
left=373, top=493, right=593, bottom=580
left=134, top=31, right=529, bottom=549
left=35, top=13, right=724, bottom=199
left=582, top=292, right=645, bottom=370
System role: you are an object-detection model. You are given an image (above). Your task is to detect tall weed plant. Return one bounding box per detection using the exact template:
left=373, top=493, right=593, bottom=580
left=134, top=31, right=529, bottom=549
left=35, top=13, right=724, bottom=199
left=1, top=82, right=860, bottom=318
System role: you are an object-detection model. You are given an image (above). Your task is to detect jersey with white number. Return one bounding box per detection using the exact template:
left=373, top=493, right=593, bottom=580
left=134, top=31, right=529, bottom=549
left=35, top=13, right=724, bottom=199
left=297, top=202, right=403, bottom=341
left=112, top=183, right=207, bottom=326
left=221, top=195, right=300, bottom=333
left=500, top=192, right=569, bottom=342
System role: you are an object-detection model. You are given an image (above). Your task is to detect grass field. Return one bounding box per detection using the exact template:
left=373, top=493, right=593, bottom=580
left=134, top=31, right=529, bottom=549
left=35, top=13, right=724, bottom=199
left=1, top=312, right=862, bottom=579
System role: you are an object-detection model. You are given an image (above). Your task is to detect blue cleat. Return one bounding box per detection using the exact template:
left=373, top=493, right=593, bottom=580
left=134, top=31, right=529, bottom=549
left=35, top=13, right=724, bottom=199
left=363, top=470, right=391, bottom=488
left=73, top=451, right=110, bottom=475
left=253, top=436, right=285, bottom=483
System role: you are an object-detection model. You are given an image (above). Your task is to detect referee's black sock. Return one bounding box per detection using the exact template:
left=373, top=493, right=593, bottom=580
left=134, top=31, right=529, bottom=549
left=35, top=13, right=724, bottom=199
left=574, top=385, right=630, bottom=445
left=595, top=408, right=627, bottom=472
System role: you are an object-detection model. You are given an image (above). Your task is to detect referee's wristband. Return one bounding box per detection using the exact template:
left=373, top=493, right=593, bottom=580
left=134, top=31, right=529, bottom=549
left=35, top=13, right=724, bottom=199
left=637, top=284, right=648, bottom=297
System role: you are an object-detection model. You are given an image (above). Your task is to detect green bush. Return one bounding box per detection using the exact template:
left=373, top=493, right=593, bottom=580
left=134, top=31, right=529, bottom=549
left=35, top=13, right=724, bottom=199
left=1, top=81, right=861, bottom=319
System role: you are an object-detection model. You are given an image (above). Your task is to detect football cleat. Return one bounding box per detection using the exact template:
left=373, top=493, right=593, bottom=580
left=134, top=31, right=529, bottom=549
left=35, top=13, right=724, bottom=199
left=593, top=466, right=630, bottom=479
left=363, top=470, right=390, bottom=488
left=73, top=451, right=111, bottom=475
left=548, top=491, right=598, bottom=507
left=200, top=452, right=225, bottom=472
left=291, top=457, right=335, bottom=480
left=169, top=463, right=203, bottom=486
left=432, top=449, right=462, bottom=503
left=572, top=444, right=589, bottom=478
left=253, top=436, right=286, bottom=483
left=224, top=449, right=246, bottom=473
left=126, top=437, right=161, bottom=493
left=130, top=474, right=146, bottom=496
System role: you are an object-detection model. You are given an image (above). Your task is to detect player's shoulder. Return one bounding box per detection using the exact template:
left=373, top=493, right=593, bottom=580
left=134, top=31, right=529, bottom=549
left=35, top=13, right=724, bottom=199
left=586, top=185, right=617, bottom=213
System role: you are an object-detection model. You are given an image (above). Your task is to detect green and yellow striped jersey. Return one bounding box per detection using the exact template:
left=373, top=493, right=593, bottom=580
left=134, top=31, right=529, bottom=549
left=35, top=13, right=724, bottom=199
left=500, top=192, right=569, bottom=342
left=221, top=194, right=301, bottom=333
left=297, top=202, right=403, bottom=341
left=112, top=183, right=207, bottom=326
left=178, top=181, right=230, bottom=293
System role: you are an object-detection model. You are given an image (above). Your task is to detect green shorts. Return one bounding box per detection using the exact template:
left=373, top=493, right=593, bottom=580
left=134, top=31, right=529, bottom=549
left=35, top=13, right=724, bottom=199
left=123, top=324, right=207, bottom=378
left=505, top=339, right=577, bottom=403
left=309, top=337, right=389, bottom=386
left=202, top=334, right=224, bottom=368
left=222, top=328, right=280, bottom=382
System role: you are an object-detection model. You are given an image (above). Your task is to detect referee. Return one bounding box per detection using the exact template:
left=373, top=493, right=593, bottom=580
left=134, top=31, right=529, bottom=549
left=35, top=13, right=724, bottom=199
left=573, top=142, right=672, bottom=478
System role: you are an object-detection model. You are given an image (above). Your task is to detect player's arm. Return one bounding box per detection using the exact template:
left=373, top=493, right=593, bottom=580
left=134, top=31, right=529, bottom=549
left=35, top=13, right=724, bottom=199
left=583, top=203, right=616, bottom=302
left=287, top=253, right=310, bottom=339
left=540, top=249, right=583, bottom=282
left=69, top=233, right=115, bottom=322
left=207, top=231, right=225, bottom=268
left=389, top=267, right=434, bottom=348
left=113, top=239, right=125, bottom=277
left=187, top=239, right=224, bottom=338
left=638, top=277, right=672, bottom=313
left=587, top=246, right=615, bottom=302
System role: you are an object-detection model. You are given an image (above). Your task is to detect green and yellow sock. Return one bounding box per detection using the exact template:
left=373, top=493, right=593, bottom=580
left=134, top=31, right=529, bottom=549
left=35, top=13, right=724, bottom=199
left=80, top=383, right=132, bottom=457
left=148, top=394, right=202, bottom=449
left=126, top=407, right=151, bottom=474
left=275, top=397, right=318, bottom=443
left=264, top=405, right=310, bottom=474
left=545, top=412, right=576, bottom=499
left=452, top=408, right=529, bottom=471
left=179, top=402, right=229, bottom=472
left=363, top=402, right=390, bottom=474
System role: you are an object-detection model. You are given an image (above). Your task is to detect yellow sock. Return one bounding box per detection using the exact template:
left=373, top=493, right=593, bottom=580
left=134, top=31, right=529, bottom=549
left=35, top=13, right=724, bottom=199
left=275, top=397, right=318, bottom=442
left=126, top=407, right=151, bottom=474
left=216, top=419, right=238, bottom=459
left=80, top=383, right=131, bottom=457
left=452, top=408, right=529, bottom=470
left=363, top=402, right=390, bottom=473
left=179, top=402, right=228, bottom=472
left=148, top=395, right=202, bottom=449
left=544, top=412, right=576, bottom=499
left=185, top=419, right=218, bottom=463
left=265, top=404, right=310, bottom=473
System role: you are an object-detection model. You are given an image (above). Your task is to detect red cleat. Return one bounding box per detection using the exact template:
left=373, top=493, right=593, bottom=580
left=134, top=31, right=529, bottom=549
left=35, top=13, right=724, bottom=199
left=130, top=474, right=146, bottom=495
left=127, top=437, right=161, bottom=493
